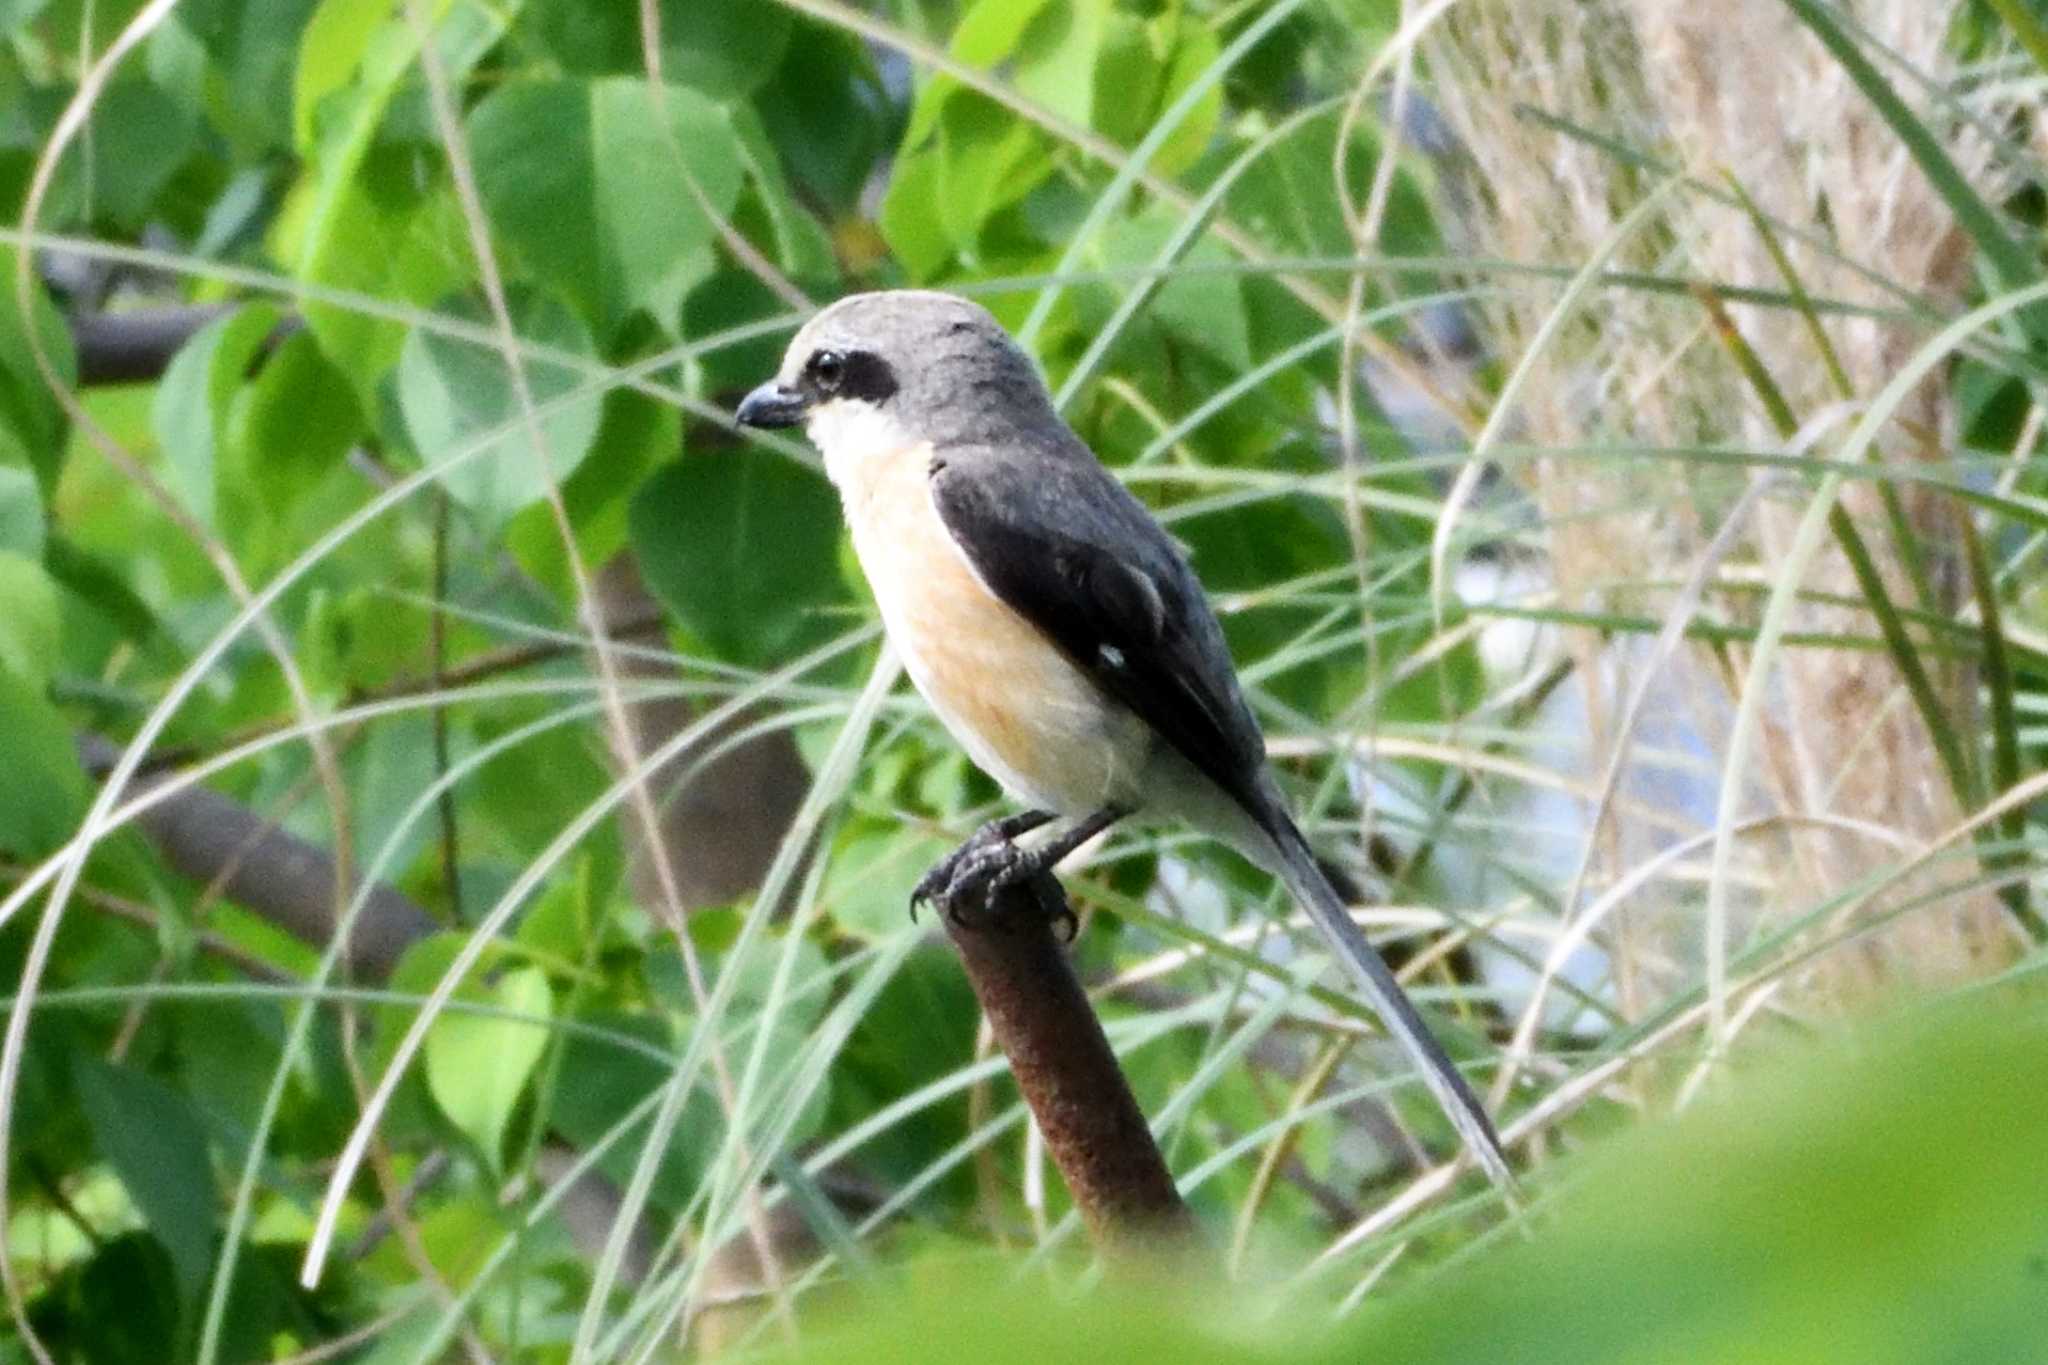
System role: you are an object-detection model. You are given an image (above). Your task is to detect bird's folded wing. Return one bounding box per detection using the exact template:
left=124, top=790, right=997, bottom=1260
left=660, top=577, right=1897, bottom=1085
left=929, top=454, right=1266, bottom=812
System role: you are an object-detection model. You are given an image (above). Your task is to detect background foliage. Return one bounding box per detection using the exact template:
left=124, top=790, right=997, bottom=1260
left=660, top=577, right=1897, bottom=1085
left=0, top=0, right=2045, bottom=1360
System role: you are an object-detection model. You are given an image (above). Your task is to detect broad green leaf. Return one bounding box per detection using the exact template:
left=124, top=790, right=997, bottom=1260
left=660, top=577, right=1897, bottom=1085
left=43, top=535, right=162, bottom=647
left=0, top=665, right=82, bottom=856
left=731, top=105, right=840, bottom=284
left=0, top=0, right=53, bottom=35
left=169, top=997, right=285, bottom=1154
left=823, top=948, right=979, bottom=1197
left=1090, top=209, right=1252, bottom=370
left=504, top=385, right=677, bottom=597
left=879, top=145, right=952, bottom=281
left=547, top=1011, right=709, bottom=1212
left=396, top=287, right=604, bottom=531
left=72, top=1055, right=220, bottom=1305
left=228, top=328, right=365, bottom=516
left=628, top=452, right=850, bottom=669
left=0, top=549, right=58, bottom=687
left=656, top=0, right=793, bottom=99
left=0, top=250, right=76, bottom=496
left=950, top=0, right=1057, bottom=69
left=283, top=0, right=466, bottom=396
left=286, top=157, right=472, bottom=399
left=0, top=457, right=42, bottom=558
left=28, top=1235, right=184, bottom=1364
left=148, top=302, right=279, bottom=529
left=751, top=27, right=889, bottom=216
left=423, top=965, right=553, bottom=1174
left=1137, top=17, right=1223, bottom=178
left=1012, top=0, right=1111, bottom=128
left=466, top=76, right=745, bottom=337
left=524, top=0, right=792, bottom=99
left=1174, top=494, right=1352, bottom=717
left=75, top=79, right=197, bottom=227
left=682, top=267, right=800, bottom=400
left=174, top=0, right=322, bottom=151
left=826, top=825, right=955, bottom=940
left=935, top=93, right=1054, bottom=264
left=292, top=0, right=391, bottom=152
left=410, top=1195, right=506, bottom=1291
left=1089, top=11, right=1165, bottom=147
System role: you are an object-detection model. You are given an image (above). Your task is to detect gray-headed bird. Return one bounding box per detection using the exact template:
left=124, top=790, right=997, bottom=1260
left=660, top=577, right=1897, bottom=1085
left=737, top=290, right=1514, bottom=1192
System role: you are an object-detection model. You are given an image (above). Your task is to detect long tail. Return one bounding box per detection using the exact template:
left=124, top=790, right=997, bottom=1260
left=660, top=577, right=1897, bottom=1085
left=1259, top=805, right=1519, bottom=1195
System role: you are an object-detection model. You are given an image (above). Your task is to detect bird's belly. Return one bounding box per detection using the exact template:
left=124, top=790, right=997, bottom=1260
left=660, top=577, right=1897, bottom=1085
left=839, top=443, right=1150, bottom=815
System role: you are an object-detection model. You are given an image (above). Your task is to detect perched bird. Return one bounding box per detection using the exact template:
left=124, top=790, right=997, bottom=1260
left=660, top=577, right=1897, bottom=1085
left=737, top=290, right=1514, bottom=1191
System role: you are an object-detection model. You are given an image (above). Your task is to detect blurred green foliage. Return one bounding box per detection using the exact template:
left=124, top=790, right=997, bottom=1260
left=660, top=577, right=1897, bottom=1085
left=770, top=997, right=2048, bottom=1365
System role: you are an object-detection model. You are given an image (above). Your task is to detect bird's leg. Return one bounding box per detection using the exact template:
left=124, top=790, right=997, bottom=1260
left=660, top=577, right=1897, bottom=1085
left=916, top=805, right=1127, bottom=929
left=910, top=809, right=1056, bottom=919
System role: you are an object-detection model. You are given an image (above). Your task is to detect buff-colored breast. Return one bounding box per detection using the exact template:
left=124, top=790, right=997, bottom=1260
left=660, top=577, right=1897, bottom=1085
left=829, top=435, right=1148, bottom=816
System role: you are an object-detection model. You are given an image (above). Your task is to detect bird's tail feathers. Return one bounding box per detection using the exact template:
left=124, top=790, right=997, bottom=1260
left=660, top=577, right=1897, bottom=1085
left=1257, top=807, right=1518, bottom=1195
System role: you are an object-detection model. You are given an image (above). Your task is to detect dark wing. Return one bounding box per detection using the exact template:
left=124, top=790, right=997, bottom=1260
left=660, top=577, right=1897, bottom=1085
left=929, top=444, right=1267, bottom=809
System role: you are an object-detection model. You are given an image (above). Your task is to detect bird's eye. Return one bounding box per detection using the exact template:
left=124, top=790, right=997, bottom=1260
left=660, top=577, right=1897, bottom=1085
left=809, top=349, right=846, bottom=392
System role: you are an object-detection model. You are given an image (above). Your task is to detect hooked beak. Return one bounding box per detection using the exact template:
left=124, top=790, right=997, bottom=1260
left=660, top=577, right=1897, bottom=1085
left=735, top=381, right=808, bottom=430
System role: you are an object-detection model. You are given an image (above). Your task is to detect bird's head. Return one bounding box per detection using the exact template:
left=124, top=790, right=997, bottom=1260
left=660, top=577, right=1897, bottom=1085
left=735, top=290, right=1055, bottom=483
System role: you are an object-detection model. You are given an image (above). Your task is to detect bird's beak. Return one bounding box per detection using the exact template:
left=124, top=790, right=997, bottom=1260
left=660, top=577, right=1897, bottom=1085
left=735, top=381, right=807, bottom=430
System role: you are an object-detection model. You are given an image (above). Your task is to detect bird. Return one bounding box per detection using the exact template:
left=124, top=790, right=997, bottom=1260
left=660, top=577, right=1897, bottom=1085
left=735, top=289, right=1515, bottom=1193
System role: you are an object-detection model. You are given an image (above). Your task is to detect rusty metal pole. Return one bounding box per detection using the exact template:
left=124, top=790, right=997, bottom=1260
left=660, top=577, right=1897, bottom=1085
left=942, top=873, right=1195, bottom=1252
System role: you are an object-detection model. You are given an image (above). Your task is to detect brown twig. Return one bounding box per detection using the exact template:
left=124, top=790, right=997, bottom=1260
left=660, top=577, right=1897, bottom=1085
left=75, top=734, right=437, bottom=982
left=942, top=876, right=1194, bottom=1253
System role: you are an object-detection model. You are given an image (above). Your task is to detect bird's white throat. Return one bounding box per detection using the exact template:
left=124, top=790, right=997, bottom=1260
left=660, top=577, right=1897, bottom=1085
left=805, top=398, right=922, bottom=494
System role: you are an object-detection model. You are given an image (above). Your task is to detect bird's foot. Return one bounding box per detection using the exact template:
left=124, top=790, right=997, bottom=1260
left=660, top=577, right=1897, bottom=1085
left=910, top=817, right=1075, bottom=940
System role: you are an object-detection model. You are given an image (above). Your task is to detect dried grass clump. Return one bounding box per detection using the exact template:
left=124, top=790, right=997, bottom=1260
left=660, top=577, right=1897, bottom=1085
left=1422, top=0, right=2021, bottom=1009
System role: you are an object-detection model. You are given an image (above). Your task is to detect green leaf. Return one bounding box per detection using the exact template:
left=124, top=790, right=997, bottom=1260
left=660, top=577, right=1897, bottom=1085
left=0, top=665, right=84, bottom=856
left=465, top=76, right=745, bottom=337
left=285, top=0, right=472, bottom=400
left=935, top=93, right=1054, bottom=263
left=949, top=0, right=1058, bottom=68
left=878, top=145, right=951, bottom=281
left=1139, top=18, right=1224, bottom=178
left=29, top=1235, right=184, bottom=1364
left=826, top=825, right=956, bottom=940
left=1089, top=11, right=1165, bottom=146
left=1090, top=209, right=1251, bottom=370
left=75, top=79, right=198, bottom=227
left=629, top=453, right=850, bottom=669
left=72, top=1055, right=220, bottom=1305
left=43, top=534, right=161, bottom=646
left=0, top=457, right=42, bottom=558
left=175, top=0, right=322, bottom=151
left=0, top=249, right=76, bottom=496
left=396, top=287, right=604, bottom=531
left=524, top=0, right=792, bottom=99
left=1174, top=494, right=1352, bottom=717
left=423, top=965, right=553, bottom=1175
left=547, top=1011, right=709, bottom=1212
left=149, top=302, right=279, bottom=529
left=0, top=0, right=54, bottom=36
left=0, top=549, right=59, bottom=687
left=730, top=104, right=840, bottom=284
left=657, top=0, right=793, bottom=99
left=1012, top=0, right=1111, bottom=127
left=505, top=385, right=677, bottom=597
left=292, top=0, right=392, bottom=152
left=751, top=27, right=889, bottom=216
left=228, top=328, right=365, bottom=516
